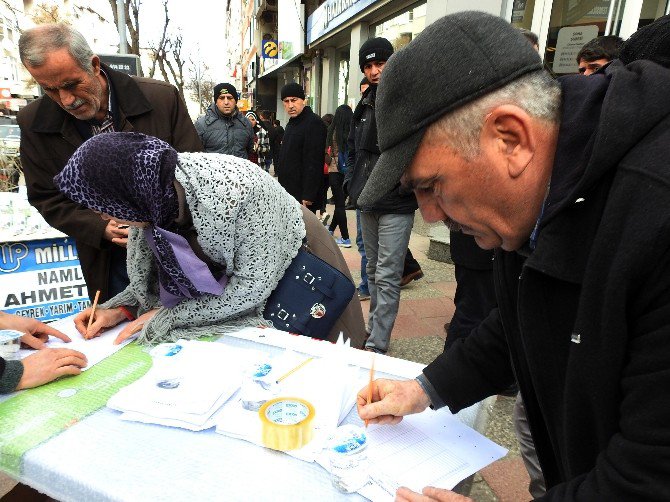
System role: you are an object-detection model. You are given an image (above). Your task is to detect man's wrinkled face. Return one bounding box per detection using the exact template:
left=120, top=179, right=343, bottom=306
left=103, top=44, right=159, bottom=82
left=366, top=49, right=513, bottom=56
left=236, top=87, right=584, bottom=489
left=216, top=93, right=237, bottom=116
left=363, top=61, right=386, bottom=85
left=282, top=97, right=306, bottom=118
left=403, top=136, right=535, bottom=252
left=27, top=48, right=105, bottom=121
left=578, top=58, right=610, bottom=75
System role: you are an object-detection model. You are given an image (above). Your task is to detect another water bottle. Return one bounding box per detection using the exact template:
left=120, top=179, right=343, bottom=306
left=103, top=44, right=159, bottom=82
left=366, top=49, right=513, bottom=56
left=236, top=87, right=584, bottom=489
left=327, top=424, right=370, bottom=493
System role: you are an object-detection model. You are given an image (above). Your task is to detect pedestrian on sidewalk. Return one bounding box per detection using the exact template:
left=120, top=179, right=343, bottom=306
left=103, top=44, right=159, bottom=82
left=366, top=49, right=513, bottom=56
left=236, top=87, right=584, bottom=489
left=345, top=37, right=419, bottom=353
left=356, top=11, right=670, bottom=501
left=325, top=104, right=353, bottom=248
left=276, top=83, right=327, bottom=213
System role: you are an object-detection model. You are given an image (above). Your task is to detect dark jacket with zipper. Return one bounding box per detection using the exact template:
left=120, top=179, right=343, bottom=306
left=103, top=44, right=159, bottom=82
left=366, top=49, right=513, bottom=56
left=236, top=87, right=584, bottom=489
left=275, top=106, right=327, bottom=206
left=423, top=61, right=670, bottom=500
left=345, top=85, right=417, bottom=214
left=18, top=64, right=202, bottom=302
left=194, top=105, right=254, bottom=159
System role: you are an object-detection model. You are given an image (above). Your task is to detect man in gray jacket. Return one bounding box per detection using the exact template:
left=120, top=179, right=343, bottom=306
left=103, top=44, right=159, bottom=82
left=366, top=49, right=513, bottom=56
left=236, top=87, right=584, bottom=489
left=194, top=82, right=254, bottom=159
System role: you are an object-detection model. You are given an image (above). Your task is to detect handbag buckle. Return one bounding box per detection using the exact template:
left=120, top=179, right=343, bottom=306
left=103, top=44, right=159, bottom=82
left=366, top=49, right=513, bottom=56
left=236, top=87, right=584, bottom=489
left=303, top=273, right=315, bottom=285
left=277, top=309, right=289, bottom=321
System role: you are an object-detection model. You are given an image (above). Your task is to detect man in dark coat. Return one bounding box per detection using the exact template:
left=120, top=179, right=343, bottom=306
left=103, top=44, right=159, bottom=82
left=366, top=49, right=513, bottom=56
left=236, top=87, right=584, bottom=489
left=356, top=12, right=670, bottom=501
left=18, top=23, right=201, bottom=303
left=275, top=83, right=326, bottom=212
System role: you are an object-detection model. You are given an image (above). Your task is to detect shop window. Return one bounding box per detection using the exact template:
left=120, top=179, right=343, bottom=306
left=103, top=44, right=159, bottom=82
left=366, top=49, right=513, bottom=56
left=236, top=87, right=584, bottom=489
left=544, top=0, right=618, bottom=75
left=337, top=57, right=349, bottom=106
left=372, top=2, right=427, bottom=51
left=511, top=0, right=537, bottom=30
left=639, top=0, right=670, bottom=28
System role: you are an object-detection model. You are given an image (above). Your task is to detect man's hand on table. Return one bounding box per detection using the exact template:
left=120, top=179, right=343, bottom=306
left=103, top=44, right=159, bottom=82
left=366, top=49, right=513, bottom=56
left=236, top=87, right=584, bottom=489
left=396, top=486, right=473, bottom=502
left=356, top=378, right=431, bottom=425
left=16, top=348, right=87, bottom=390
left=0, top=312, right=72, bottom=349
left=103, top=220, right=129, bottom=248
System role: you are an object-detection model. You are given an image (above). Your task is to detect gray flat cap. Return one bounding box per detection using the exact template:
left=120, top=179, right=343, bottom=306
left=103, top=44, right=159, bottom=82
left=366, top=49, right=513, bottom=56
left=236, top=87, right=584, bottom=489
left=358, top=11, right=543, bottom=206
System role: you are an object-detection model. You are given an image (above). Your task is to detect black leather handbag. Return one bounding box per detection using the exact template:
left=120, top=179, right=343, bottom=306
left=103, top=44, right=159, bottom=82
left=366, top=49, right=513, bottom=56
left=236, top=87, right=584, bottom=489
left=262, top=248, right=355, bottom=339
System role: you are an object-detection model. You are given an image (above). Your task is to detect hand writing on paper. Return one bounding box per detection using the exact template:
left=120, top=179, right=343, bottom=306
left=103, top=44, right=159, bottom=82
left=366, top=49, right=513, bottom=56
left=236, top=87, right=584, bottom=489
left=395, top=486, right=473, bottom=502
left=74, top=307, right=126, bottom=340
left=114, top=308, right=160, bottom=345
left=16, top=348, right=88, bottom=390
left=356, top=378, right=431, bottom=426
left=103, top=220, right=129, bottom=248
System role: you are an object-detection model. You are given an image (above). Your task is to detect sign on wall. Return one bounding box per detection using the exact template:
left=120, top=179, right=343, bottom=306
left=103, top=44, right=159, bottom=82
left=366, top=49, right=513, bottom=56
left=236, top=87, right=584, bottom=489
left=553, top=25, right=599, bottom=74
left=307, top=0, right=380, bottom=45
left=0, top=238, right=90, bottom=322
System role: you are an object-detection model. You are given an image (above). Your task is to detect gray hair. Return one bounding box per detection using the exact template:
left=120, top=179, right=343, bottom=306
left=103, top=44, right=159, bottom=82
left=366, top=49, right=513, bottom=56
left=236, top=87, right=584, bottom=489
left=19, top=23, right=94, bottom=72
left=425, top=70, right=562, bottom=159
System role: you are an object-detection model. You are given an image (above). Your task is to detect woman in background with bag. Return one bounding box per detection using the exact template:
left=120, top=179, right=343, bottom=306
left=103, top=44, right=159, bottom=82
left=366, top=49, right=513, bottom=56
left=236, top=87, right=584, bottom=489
left=55, top=133, right=365, bottom=347
left=325, top=105, right=353, bottom=248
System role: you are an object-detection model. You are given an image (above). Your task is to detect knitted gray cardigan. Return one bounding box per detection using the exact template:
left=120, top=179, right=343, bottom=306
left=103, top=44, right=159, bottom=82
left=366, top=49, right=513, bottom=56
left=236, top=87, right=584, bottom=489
left=102, top=153, right=305, bottom=344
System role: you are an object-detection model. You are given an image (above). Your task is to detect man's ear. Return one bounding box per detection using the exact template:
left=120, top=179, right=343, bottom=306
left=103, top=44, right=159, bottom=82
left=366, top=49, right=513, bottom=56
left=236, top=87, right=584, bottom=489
left=91, top=55, right=101, bottom=75
left=482, top=105, right=535, bottom=179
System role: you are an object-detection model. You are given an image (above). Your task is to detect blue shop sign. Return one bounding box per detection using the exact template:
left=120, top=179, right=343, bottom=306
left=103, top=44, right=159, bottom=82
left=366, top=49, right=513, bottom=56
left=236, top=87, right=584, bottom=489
left=307, top=0, right=380, bottom=44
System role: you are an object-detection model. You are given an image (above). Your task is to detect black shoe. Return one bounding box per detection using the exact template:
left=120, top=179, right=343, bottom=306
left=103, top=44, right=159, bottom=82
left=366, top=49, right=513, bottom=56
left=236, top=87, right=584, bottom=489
left=400, top=269, right=424, bottom=287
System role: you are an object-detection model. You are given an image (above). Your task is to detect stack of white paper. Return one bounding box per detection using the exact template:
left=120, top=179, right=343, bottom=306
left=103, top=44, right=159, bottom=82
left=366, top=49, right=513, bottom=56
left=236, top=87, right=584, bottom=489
left=107, top=340, right=262, bottom=431
left=215, top=348, right=363, bottom=462
left=17, top=315, right=134, bottom=370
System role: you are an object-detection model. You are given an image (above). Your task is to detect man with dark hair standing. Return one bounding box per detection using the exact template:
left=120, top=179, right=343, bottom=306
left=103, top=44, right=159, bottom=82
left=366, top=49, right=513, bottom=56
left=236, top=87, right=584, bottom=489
left=576, top=35, right=624, bottom=75
left=357, top=11, right=670, bottom=501
left=18, top=23, right=201, bottom=303
left=195, top=82, right=255, bottom=158
left=275, top=83, right=327, bottom=212
left=346, top=37, right=419, bottom=353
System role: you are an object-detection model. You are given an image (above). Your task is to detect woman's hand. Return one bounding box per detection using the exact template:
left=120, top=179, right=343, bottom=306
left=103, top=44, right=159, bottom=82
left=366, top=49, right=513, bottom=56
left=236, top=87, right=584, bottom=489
left=114, top=308, right=160, bottom=345
left=74, top=307, right=126, bottom=340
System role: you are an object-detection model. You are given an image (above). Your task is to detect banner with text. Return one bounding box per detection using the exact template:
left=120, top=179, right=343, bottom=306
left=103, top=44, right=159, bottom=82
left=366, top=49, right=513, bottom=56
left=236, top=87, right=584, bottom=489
left=0, top=237, right=89, bottom=321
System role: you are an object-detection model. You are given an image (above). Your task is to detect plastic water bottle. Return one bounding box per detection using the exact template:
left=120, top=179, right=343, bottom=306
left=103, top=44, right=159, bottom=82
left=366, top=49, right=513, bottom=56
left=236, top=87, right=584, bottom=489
left=327, top=424, right=369, bottom=493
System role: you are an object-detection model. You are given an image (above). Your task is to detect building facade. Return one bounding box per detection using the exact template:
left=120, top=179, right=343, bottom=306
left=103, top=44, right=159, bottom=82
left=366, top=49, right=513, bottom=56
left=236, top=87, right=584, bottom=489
left=232, top=0, right=669, bottom=123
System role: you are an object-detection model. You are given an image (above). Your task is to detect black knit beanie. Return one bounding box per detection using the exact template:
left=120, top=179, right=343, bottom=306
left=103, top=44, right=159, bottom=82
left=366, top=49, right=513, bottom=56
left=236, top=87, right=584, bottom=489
left=213, top=83, right=238, bottom=102
left=619, top=15, right=670, bottom=68
left=359, top=37, right=394, bottom=72
left=280, top=82, right=305, bottom=100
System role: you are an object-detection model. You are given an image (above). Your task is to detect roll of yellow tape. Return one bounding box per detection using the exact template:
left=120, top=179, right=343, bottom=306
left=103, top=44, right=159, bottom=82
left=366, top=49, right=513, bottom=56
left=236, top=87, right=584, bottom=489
left=259, top=397, right=315, bottom=451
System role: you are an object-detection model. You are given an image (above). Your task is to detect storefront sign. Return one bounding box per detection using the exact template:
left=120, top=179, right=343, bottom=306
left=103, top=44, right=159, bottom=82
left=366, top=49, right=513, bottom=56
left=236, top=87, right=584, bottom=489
left=260, top=0, right=305, bottom=77
left=263, top=40, right=279, bottom=59
left=99, top=54, right=142, bottom=76
left=307, top=0, right=380, bottom=44
left=0, top=238, right=90, bottom=322
left=553, top=25, right=599, bottom=74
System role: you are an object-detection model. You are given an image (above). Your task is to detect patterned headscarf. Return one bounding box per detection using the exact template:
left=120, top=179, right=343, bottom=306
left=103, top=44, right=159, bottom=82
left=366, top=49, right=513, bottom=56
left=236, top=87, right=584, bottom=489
left=55, top=132, right=207, bottom=305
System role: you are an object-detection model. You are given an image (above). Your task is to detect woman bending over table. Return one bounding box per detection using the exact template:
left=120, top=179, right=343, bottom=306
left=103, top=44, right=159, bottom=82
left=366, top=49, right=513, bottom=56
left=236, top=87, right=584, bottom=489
left=55, top=132, right=364, bottom=347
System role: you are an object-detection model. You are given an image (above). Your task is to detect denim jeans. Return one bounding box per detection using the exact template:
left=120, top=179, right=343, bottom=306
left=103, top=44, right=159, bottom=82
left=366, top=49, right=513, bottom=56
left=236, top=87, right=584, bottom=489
left=356, top=210, right=368, bottom=294
left=361, top=211, right=414, bottom=352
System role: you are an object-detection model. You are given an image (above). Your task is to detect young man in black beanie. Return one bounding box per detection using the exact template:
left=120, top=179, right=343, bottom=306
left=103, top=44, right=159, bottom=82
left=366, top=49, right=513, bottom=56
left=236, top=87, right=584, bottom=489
left=344, top=37, right=420, bottom=353
left=275, top=82, right=327, bottom=212
left=194, top=82, right=254, bottom=159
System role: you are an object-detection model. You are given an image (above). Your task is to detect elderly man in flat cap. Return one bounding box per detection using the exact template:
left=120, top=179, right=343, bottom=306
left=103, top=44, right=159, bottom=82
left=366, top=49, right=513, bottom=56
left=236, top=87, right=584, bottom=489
left=356, top=11, right=670, bottom=502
